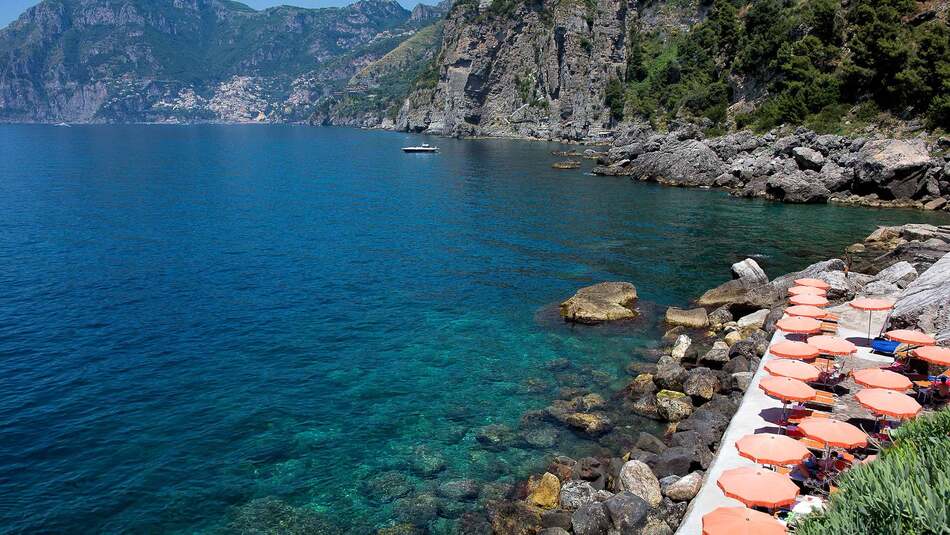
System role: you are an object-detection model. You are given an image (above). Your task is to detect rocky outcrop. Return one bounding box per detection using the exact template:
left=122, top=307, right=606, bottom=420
left=593, top=126, right=950, bottom=209
left=560, top=282, right=638, bottom=324
left=394, top=0, right=703, bottom=140
left=889, top=252, right=950, bottom=342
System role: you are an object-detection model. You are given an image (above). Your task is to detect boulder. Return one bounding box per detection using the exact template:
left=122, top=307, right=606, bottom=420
left=736, top=309, right=770, bottom=332
left=540, top=529, right=570, bottom=535
left=571, top=502, right=611, bottom=535
left=683, top=368, right=721, bottom=400
left=655, top=390, right=693, bottom=422
left=624, top=374, right=657, bottom=398
left=629, top=394, right=661, bottom=420
left=732, top=372, right=754, bottom=392
left=677, top=408, right=729, bottom=447
left=559, top=480, right=599, bottom=510
left=654, top=356, right=687, bottom=390
left=541, top=510, right=573, bottom=530
left=527, top=473, right=561, bottom=509
left=707, top=306, right=734, bottom=328
left=661, top=472, right=703, bottom=501
left=873, top=261, right=918, bottom=288
left=560, top=282, right=638, bottom=324
left=617, top=460, right=662, bottom=507
left=699, top=341, right=730, bottom=365
left=619, top=139, right=727, bottom=186
left=561, top=413, right=613, bottom=436
left=889, top=252, right=950, bottom=342
left=792, top=146, right=825, bottom=171
left=634, top=432, right=668, bottom=455
left=648, top=447, right=695, bottom=478
left=665, top=307, right=708, bottom=328
left=670, top=335, right=693, bottom=361
left=697, top=278, right=777, bottom=309
left=488, top=500, right=543, bottom=535
left=769, top=170, right=833, bottom=203
left=854, top=139, right=933, bottom=199
left=731, top=258, right=768, bottom=284
left=603, top=492, right=650, bottom=532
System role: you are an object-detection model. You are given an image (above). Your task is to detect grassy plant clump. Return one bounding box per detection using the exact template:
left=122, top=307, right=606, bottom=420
left=793, top=408, right=950, bottom=535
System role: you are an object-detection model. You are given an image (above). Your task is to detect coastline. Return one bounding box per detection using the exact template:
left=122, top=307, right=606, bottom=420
left=483, top=222, right=950, bottom=534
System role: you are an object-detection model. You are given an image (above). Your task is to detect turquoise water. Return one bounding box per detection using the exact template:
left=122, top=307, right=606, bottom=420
left=0, top=125, right=946, bottom=533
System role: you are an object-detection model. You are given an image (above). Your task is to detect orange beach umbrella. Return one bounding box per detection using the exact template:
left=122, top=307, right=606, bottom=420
left=849, top=298, right=894, bottom=340
left=765, top=359, right=820, bottom=382
left=856, top=388, right=922, bottom=419
left=785, top=305, right=827, bottom=319
left=912, top=345, right=950, bottom=367
left=735, top=433, right=812, bottom=466
left=797, top=417, right=868, bottom=449
left=717, top=467, right=800, bottom=509
left=769, top=340, right=820, bottom=360
left=886, top=329, right=936, bottom=346
left=788, top=285, right=827, bottom=296
left=789, top=294, right=829, bottom=307
left=759, top=376, right=817, bottom=402
left=852, top=368, right=912, bottom=391
left=702, top=507, right=787, bottom=535
left=807, top=335, right=857, bottom=356
left=776, top=316, right=822, bottom=335
left=795, top=278, right=831, bottom=290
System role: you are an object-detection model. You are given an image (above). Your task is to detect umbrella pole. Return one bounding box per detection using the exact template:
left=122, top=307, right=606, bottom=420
left=867, top=311, right=873, bottom=342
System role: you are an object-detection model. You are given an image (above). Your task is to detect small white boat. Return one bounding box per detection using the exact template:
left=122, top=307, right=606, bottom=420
left=402, top=143, right=438, bottom=153
left=54, top=122, right=71, bottom=127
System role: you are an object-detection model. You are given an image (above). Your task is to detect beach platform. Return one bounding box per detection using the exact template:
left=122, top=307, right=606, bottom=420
left=676, top=303, right=895, bottom=533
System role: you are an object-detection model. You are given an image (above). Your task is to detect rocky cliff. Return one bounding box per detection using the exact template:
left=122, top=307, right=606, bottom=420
left=0, top=0, right=441, bottom=123
left=393, top=0, right=703, bottom=140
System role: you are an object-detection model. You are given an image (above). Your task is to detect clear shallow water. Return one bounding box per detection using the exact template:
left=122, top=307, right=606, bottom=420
left=0, top=124, right=947, bottom=533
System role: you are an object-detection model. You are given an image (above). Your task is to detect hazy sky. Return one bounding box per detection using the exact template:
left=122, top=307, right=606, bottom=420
left=1, top=0, right=422, bottom=29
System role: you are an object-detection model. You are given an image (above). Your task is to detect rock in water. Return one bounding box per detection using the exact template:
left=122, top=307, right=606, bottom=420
left=665, top=307, right=708, bottom=328
left=559, top=480, right=600, bottom=510
left=560, top=282, right=638, bottom=324
left=527, top=472, right=561, bottom=509
left=617, top=460, right=662, bottom=507
left=731, top=258, right=767, bottom=284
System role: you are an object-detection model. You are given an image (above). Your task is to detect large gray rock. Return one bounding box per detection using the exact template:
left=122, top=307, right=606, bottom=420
left=700, top=341, right=730, bottom=365
left=665, top=307, right=708, bottom=328
left=792, top=146, right=825, bottom=171
left=617, top=139, right=727, bottom=186
left=731, top=258, right=768, bottom=284
left=559, top=480, right=600, bottom=510
left=603, top=492, right=650, bottom=532
left=854, top=139, right=934, bottom=199
left=683, top=368, right=720, bottom=400
left=617, top=460, right=662, bottom=507
left=873, top=261, right=918, bottom=288
left=763, top=170, right=831, bottom=203
left=561, top=282, right=638, bottom=324
left=655, top=390, right=693, bottom=422
left=661, top=471, right=703, bottom=501
left=572, top=502, right=611, bottom=535
left=890, top=252, right=950, bottom=342
left=670, top=335, right=692, bottom=361
left=654, top=356, right=687, bottom=391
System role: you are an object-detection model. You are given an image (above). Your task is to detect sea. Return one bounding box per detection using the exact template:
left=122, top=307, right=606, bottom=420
left=0, top=124, right=945, bottom=533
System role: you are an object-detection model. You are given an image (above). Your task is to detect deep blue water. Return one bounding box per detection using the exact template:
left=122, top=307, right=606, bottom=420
left=0, top=125, right=947, bottom=534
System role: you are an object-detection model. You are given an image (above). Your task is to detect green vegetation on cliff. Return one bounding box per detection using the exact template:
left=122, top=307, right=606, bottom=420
left=619, top=0, right=949, bottom=132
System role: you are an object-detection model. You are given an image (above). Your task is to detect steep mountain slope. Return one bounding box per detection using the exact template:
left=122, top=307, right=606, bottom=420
left=0, top=0, right=439, bottom=122
left=394, top=0, right=949, bottom=139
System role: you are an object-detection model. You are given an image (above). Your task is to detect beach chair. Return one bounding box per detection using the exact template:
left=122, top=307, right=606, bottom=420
left=871, top=338, right=900, bottom=357
left=804, top=390, right=837, bottom=410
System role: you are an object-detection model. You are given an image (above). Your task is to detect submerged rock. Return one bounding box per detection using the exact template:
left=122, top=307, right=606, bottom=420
left=560, top=282, right=638, bottom=324
left=226, top=497, right=338, bottom=534
left=366, top=471, right=415, bottom=503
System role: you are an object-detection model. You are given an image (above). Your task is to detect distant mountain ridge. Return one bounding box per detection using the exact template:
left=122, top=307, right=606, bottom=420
left=0, top=0, right=446, bottom=123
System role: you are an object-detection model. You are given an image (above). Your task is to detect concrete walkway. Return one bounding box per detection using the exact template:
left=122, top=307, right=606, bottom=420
left=676, top=304, right=893, bottom=533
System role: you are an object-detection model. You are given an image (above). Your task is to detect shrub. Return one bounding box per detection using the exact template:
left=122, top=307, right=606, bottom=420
left=793, top=408, right=950, bottom=535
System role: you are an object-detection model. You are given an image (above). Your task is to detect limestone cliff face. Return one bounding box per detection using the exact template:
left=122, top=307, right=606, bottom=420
left=395, top=0, right=701, bottom=140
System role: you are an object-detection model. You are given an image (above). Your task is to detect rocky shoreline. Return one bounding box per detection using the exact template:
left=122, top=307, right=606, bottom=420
left=591, top=124, right=950, bottom=212
left=478, top=223, right=950, bottom=535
